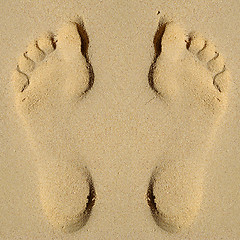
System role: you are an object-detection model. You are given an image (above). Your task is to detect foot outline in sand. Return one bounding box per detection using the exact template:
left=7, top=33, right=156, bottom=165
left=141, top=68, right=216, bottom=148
left=12, top=21, right=95, bottom=233
left=147, top=21, right=231, bottom=233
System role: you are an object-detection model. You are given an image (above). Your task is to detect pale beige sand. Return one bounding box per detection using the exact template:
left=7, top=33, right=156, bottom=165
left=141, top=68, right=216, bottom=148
left=1, top=0, right=240, bottom=239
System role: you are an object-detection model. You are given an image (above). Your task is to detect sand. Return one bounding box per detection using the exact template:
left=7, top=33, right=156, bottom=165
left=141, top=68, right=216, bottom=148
left=1, top=0, right=240, bottom=239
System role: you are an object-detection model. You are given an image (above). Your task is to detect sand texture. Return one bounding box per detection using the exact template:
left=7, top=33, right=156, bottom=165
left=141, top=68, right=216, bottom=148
left=1, top=0, right=240, bottom=239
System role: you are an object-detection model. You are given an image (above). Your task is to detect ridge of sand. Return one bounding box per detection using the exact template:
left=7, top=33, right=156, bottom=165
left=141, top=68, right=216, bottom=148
left=147, top=22, right=230, bottom=233
left=11, top=21, right=95, bottom=233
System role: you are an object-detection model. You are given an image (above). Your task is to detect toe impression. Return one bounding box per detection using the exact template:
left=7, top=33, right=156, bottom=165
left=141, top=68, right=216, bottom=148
left=57, top=22, right=84, bottom=63
left=161, top=22, right=187, bottom=61
left=197, top=41, right=216, bottom=63
left=27, top=41, right=45, bottom=62
left=213, top=69, right=231, bottom=93
left=57, top=22, right=90, bottom=98
left=12, top=70, right=29, bottom=93
left=38, top=33, right=55, bottom=55
left=18, top=54, right=35, bottom=74
left=207, top=53, right=225, bottom=74
left=187, top=32, right=205, bottom=54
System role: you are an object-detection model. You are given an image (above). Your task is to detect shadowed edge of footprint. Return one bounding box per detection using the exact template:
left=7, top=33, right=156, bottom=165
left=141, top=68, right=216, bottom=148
left=148, top=20, right=167, bottom=98
left=147, top=169, right=183, bottom=233
left=74, top=19, right=95, bottom=94
left=62, top=172, right=96, bottom=233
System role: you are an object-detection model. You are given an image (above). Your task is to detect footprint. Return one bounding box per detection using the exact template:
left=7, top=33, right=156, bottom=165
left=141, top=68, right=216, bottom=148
left=147, top=22, right=231, bottom=233
left=12, top=22, right=95, bottom=233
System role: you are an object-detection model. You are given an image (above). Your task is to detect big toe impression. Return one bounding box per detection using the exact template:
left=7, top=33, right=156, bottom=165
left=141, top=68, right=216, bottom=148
left=57, top=22, right=91, bottom=97
left=57, top=22, right=84, bottom=63
left=161, top=22, right=186, bottom=61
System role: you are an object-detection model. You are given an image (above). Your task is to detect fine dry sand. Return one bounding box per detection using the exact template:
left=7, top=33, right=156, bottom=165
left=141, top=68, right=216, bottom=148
left=0, top=0, right=240, bottom=239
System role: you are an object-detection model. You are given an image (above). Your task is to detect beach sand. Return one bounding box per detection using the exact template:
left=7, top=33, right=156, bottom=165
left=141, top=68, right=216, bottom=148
left=0, top=0, right=240, bottom=239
